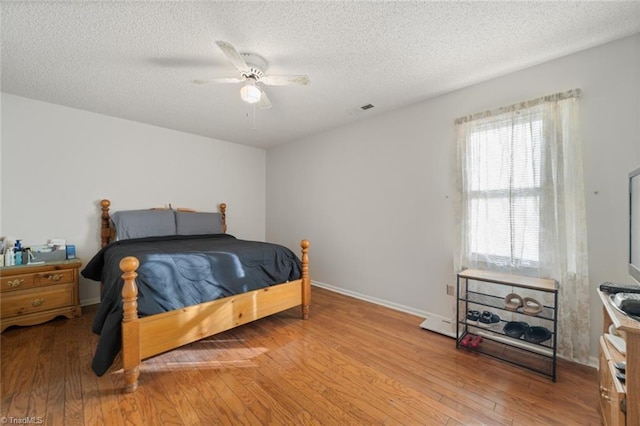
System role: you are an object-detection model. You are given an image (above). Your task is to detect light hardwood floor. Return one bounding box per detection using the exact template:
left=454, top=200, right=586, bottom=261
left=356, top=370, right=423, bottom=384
left=1, top=286, right=601, bottom=425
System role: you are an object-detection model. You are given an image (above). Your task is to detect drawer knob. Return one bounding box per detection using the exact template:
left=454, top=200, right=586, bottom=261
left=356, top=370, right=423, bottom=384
left=7, top=279, right=24, bottom=288
left=31, top=298, right=45, bottom=307
left=46, top=274, right=63, bottom=281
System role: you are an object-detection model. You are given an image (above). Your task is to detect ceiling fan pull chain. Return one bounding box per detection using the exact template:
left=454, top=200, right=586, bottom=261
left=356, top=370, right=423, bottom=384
left=252, top=103, right=257, bottom=131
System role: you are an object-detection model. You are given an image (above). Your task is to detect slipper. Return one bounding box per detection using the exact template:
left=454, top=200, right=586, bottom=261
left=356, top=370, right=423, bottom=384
left=460, top=333, right=473, bottom=347
left=523, top=326, right=551, bottom=343
left=522, top=297, right=543, bottom=315
left=504, top=293, right=523, bottom=311
left=503, top=321, right=528, bottom=338
left=470, top=335, right=483, bottom=349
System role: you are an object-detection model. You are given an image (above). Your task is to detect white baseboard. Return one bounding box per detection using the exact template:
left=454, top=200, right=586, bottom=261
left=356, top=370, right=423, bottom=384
left=312, top=280, right=455, bottom=338
left=312, top=280, right=432, bottom=317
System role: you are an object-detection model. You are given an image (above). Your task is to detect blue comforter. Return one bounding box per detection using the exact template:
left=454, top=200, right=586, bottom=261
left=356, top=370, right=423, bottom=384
left=82, top=234, right=302, bottom=375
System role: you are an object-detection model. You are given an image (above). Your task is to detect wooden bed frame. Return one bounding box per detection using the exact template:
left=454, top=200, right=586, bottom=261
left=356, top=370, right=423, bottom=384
left=98, top=199, right=310, bottom=392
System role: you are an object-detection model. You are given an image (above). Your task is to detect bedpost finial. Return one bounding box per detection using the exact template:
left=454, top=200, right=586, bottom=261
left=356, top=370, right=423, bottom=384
left=120, top=256, right=140, bottom=273
left=301, top=239, right=310, bottom=250
left=219, top=203, right=227, bottom=233
left=101, top=199, right=111, bottom=209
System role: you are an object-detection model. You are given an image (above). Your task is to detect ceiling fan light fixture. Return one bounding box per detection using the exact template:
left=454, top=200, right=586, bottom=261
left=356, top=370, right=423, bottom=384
left=240, top=82, right=261, bottom=104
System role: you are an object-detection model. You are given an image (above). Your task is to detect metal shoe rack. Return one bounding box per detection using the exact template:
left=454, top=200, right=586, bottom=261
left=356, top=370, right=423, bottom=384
left=456, top=268, right=558, bottom=381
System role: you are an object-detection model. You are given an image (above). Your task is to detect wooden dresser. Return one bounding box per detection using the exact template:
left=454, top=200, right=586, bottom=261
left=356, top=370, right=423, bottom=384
left=1, top=259, right=82, bottom=332
left=598, top=290, right=640, bottom=425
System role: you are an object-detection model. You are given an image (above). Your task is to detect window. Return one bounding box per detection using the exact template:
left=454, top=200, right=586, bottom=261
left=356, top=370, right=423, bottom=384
left=465, top=114, right=543, bottom=269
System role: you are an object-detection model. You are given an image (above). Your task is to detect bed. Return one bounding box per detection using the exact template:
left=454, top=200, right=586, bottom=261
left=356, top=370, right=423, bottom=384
left=82, top=199, right=310, bottom=392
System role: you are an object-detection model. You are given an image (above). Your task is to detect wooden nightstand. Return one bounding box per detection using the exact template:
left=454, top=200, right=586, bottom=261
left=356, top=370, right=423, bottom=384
left=0, top=259, right=82, bottom=332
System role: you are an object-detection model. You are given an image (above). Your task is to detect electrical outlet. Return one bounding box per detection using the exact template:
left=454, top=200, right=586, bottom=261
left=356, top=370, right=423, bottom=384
left=446, top=284, right=454, bottom=296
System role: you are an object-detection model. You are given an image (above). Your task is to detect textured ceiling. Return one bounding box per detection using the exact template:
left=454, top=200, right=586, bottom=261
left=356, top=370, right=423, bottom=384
left=2, top=1, right=639, bottom=149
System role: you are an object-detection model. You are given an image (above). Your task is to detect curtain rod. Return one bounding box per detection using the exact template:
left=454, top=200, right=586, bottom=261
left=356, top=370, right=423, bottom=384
left=454, top=88, right=581, bottom=126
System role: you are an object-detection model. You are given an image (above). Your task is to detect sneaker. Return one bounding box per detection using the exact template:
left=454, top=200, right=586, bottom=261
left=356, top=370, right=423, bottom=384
left=466, top=310, right=480, bottom=325
left=478, top=311, right=500, bottom=328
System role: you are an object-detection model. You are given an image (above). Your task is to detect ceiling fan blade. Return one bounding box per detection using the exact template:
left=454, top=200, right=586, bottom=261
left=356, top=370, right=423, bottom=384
left=215, top=40, right=249, bottom=73
left=261, top=75, right=311, bottom=86
left=192, top=79, right=213, bottom=85
left=212, top=77, right=245, bottom=84
left=193, top=77, right=244, bottom=85
left=258, top=89, right=272, bottom=109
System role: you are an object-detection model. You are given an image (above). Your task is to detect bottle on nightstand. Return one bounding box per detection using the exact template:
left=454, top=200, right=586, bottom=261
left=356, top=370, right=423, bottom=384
left=5, top=248, right=14, bottom=266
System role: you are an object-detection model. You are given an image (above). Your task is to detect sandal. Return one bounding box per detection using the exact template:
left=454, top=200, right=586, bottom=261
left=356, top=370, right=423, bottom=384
left=522, top=297, right=543, bottom=315
left=478, top=311, right=500, bottom=328
left=504, top=293, right=523, bottom=311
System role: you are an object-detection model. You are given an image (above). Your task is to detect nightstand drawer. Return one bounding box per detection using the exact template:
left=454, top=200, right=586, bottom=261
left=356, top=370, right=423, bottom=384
left=1, top=283, right=74, bottom=318
left=1, top=273, right=36, bottom=292
left=34, top=269, right=74, bottom=286
left=1, top=268, right=74, bottom=292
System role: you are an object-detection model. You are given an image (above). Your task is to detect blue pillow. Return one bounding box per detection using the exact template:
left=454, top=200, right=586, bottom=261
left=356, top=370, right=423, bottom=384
left=175, top=211, right=224, bottom=235
left=111, top=209, right=176, bottom=240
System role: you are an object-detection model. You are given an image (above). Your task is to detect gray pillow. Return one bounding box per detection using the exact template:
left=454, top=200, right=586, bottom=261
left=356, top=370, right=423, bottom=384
left=111, top=209, right=176, bottom=240
left=175, top=211, right=224, bottom=235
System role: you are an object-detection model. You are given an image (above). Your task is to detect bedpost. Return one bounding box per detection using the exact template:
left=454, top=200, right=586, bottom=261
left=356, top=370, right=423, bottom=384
left=100, top=199, right=111, bottom=248
left=120, top=256, right=140, bottom=393
left=219, top=203, right=227, bottom=233
left=300, top=239, right=310, bottom=319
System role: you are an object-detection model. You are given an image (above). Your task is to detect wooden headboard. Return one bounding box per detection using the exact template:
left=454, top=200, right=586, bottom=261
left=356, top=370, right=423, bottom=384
left=99, top=199, right=227, bottom=248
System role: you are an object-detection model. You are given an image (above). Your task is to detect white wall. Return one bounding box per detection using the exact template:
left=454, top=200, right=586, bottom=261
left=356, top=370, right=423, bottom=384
left=1, top=94, right=266, bottom=304
left=267, top=34, right=640, bottom=361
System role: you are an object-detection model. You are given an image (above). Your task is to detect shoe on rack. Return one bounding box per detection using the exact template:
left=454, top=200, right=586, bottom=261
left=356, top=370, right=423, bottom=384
left=466, top=310, right=481, bottom=325
left=470, top=335, right=483, bottom=349
left=503, top=321, right=528, bottom=338
left=504, top=293, right=524, bottom=311
left=522, top=297, right=543, bottom=316
left=460, top=333, right=474, bottom=347
left=477, top=311, right=501, bottom=328
left=523, top=326, right=551, bottom=344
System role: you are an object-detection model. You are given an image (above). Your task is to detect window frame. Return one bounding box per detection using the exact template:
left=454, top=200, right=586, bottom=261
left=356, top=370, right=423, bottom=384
left=463, top=116, right=544, bottom=270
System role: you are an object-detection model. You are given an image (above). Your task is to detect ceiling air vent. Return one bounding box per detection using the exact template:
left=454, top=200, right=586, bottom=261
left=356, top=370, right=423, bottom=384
left=347, top=103, right=375, bottom=116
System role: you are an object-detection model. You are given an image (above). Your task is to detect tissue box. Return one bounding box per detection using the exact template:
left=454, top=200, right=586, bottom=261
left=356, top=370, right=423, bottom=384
left=31, top=247, right=67, bottom=263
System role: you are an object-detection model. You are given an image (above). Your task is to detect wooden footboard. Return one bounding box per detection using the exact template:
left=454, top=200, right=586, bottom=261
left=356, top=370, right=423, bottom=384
left=119, top=239, right=310, bottom=393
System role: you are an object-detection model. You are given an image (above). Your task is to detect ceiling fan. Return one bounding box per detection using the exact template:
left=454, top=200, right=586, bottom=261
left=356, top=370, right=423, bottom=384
left=193, top=40, right=311, bottom=109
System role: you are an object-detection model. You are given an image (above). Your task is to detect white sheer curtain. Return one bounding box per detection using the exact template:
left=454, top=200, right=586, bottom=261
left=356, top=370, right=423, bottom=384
left=454, top=89, right=590, bottom=363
